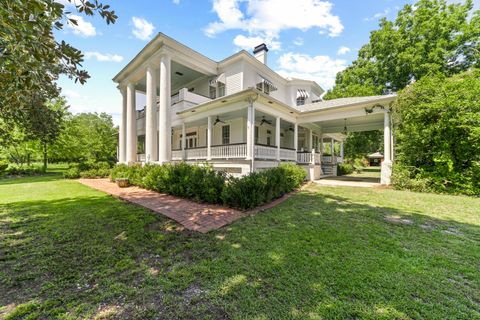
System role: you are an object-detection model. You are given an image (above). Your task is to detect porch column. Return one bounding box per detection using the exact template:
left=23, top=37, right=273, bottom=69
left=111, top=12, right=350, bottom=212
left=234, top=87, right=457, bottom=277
left=207, top=116, right=212, bottom=160
left=158, top=55, right=171, bottom=163
left=181, top=122, right=186, bottom=160
left=126, top=83, right=137, bottom=163
left=246, top=104, right=255, bottom=160
left=118, top=86, right=127, bottom=163
left=276, top=116, right=281, bottom=161
left=320, top=136, right=324, bottom=155
left=381, top=111, right=393, bottom=185
left=340, top=141, right=344, bottom=159
left=293, top=124, right=298, bottom=151
left=145, top=65, right=157, bottom=162
left=308, top=129, right=313, bottom=151
left=330, top=139, right=335, bottom=160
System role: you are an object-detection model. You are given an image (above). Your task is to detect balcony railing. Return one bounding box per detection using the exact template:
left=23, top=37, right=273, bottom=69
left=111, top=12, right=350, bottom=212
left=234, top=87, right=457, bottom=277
left=280, top=148, right=297, bottom=161
left=322, top=155, right=343, bottom=164
left=172, top=149, right=183, bottom=161
left=211, top=143, right=247, bottom=159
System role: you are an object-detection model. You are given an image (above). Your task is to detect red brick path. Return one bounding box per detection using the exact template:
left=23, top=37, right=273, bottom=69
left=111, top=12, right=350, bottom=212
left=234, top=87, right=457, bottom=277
left=78, top=179, right=249, bottom=233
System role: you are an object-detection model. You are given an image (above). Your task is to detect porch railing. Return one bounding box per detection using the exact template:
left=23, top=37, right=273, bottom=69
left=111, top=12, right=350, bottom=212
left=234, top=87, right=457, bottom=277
left=254, top=144, right=277, bottom=160
left=172, top=149, right=183, bottom=161
left=185, top=147, right=207, bottom=160
left=297, top=151, right=321, bottom=164
left=211, top=143, right=247, bottom=159
left=137, top=153, right=146, bottom=162
left=280, top=148, right=297, bottom=161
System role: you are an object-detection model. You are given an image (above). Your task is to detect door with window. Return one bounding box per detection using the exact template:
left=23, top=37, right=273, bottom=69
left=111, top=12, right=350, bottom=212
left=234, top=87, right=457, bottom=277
left=222, top=125, right=230, bottom=145
left=181, top=132, right=197, bottom=149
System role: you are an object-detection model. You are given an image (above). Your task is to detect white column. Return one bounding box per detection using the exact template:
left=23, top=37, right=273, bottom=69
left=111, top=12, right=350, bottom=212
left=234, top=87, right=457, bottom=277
left=145, top=65, right=157, bottom=162
left=158, top=55, right=171, bottom=163
left=118, top=87, right=127, bottom=163
left=126, top=83, right=137, bottom=163
left=320, top=136, right=324, bottom=155
left=276, top=116, right=281, bottom=161
left=384, top=112, right=391, bottom=162
left=207, top=116, right=212, bottom=160
left=181, top=122, right=186, bottom=160
left=330, top=139, right=335, bottom=163
left=381, top=111, right=393, bottom=185
left=246, top=104, right=255, bottom=159
left=340, top=141, right=344, bottom=158
left=293, top=124, right=298, bottom=151
left=308, top=129, right=313, bottom=151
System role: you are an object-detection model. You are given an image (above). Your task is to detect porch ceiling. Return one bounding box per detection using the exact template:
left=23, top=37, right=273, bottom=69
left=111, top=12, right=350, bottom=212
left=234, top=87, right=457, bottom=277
left=318, top=112, right=384, bottom=134
left=134, top=61, right=207, bottom=93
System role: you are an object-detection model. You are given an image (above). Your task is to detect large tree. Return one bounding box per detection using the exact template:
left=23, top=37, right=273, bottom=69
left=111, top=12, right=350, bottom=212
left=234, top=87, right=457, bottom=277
left=325, top=0, right=479, bottom=99
left=0, top=0, right=117, bottom=139
left=49, top=113, right=118, bottom=163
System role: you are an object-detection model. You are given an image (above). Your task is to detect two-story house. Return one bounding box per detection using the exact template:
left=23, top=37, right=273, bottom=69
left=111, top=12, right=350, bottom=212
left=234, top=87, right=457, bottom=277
left=113, top=33, right=396, bottom=184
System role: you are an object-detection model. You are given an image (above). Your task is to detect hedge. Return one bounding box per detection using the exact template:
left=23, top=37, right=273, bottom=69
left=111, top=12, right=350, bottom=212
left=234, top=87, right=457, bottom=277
left=64, top=161, right=112, bottom=179
left=110, top=162, right=306, bottom=210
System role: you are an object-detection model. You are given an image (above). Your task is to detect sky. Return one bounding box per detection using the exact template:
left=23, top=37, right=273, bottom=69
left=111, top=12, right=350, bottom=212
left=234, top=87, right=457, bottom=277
left=55, top=0, right=478, bottom=125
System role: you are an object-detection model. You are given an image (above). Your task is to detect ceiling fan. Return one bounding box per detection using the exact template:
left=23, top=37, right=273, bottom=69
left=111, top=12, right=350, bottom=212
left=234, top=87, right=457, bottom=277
left=260, top=116, right=272, bottom=126
left=213, top=116, right=226, bottom=126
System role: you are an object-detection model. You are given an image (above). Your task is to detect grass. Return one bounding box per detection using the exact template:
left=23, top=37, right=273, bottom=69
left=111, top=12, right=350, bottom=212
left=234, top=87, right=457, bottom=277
left=0, top=172, right=479, bottom=319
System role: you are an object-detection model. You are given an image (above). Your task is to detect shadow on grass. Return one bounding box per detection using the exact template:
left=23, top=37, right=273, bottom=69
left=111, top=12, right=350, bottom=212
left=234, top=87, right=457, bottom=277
left=1, top=188, right=479, bottom=319
left=0, top=173, right=63, bottom=186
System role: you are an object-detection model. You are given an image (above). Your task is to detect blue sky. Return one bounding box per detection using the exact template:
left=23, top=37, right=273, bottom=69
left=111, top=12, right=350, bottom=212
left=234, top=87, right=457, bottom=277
left=56, top=0, right=477, bottom=124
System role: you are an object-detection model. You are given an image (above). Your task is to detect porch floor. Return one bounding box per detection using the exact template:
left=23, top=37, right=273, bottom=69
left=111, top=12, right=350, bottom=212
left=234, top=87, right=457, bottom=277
left=78, top=179, right=248, bottom=233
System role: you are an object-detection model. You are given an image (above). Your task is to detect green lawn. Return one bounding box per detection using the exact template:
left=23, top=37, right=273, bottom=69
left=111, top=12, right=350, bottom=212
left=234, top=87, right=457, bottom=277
left=1, top=173, right=479, bottom=319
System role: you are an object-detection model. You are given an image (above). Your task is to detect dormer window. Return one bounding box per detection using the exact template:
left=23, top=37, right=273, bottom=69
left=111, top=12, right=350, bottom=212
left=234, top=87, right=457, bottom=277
left=256, top=75, right=277, bottom=95
left=296, top=89, right=309, bottom=106
left=209, top=73, right=226, bottom=98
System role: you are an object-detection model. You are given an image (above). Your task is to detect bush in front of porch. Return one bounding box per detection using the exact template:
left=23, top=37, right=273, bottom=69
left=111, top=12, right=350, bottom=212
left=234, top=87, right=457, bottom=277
left=109, top=162, right=306, bottom=210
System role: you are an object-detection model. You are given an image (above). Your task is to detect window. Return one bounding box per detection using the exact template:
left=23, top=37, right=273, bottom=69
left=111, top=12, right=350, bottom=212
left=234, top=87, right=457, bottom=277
left=218, top=83, right=225, bottom=97
left=296, top=96, right=306, bottom=106
left=137, top=135, right=145, bottom=154
left=256, top=81, right=271, bottom=95
left=222, top=125, right=230, bottom=145
left=209, top=85, right=217, bottom=99
left=254, top=126, right=259, bottom=144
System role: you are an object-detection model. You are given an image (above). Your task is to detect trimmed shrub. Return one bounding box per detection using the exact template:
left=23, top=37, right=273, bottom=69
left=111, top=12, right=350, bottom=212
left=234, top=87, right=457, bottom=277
left=64, top=161, right=113, bottom=179
left=337, top=163, right=354, bottom=176
left=222, top=164, right=306, bottom=210
left=5, top=164, right=45, bottom=176
left=63, top=167, right=81, bottom=179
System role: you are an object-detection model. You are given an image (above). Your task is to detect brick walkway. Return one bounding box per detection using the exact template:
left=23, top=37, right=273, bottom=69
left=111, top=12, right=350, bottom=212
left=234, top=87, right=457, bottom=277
left=78, top=179, right=249, bottom=233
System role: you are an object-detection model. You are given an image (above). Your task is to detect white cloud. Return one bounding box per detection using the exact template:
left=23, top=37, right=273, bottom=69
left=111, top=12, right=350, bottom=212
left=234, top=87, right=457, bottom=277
left=205, top=0, right=343, bottom=50
left=293, top=37, right=304, bottom=46
left=131, top=17, right=155, bottom=41
left=233, top=34, right=281, bottom=51
left=84, top=51, right=124, bottom=62
left=62, top=88, right=81, bottom=99
left=66, top=14, right=96, bottom=37
left=364, top=8, right=391, bottom=21
left=276, top=52, right=347, bottom=89
left=172, top=0, right=180, bottom=3
left=337, top=46, right=350, bottom=55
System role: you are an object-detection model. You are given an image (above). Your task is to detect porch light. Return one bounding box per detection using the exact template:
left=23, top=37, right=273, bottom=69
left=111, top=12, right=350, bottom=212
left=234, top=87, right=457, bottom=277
left=342, top=118, right=348, bottom=135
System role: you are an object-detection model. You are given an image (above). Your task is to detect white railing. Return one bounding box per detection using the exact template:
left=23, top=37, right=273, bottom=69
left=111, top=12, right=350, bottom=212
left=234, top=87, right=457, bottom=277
left=171, top=149, right=183, bottom=161
left=297, top=152, right=313, bottom=164
left=211, top=144, right=247, bottom=159
left=336, top=156, right=343, bottom=163
left=185, top=147, right=207, bottom=160
left=254, top=145, right=277, bottom=160
left=137, top=154, right=146, bottom=162
left=280, top=148, right=296, bottom=161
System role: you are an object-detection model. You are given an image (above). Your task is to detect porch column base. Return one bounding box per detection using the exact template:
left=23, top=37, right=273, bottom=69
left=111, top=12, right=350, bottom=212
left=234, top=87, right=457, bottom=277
left=381, top=161, right=392, bottom=185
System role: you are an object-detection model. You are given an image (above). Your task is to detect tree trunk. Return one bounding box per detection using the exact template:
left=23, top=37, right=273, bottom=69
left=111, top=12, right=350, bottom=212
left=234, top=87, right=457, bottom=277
left=43, top=141, right=47, bottom=172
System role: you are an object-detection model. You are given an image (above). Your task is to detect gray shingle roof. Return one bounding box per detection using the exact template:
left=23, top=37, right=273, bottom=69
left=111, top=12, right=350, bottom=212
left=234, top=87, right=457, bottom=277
left=298, top=94, right=396, bottom=112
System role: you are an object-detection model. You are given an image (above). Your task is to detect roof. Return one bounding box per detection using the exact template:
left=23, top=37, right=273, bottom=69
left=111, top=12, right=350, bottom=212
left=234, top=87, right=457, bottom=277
left=368, top=152, right=384, bottom=158
left=299, top=94, right=397, bottom=113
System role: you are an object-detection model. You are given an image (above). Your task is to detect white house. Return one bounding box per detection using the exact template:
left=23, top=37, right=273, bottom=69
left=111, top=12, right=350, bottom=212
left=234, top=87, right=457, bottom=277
left=113, top=33, right=396, bottom=184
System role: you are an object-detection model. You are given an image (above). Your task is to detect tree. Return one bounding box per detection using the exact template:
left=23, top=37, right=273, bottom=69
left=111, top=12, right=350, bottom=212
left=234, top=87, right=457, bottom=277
left=344, top=131, right=383, bottom=160
left=0, top=0, right=117, bottom=138
left=325, top=0, right=479, bottom=98
left=392, top=69, right=480, bottom=195
left=49, top=113, right=118, bottom=163
left=23, top=99, right=68, bottom=170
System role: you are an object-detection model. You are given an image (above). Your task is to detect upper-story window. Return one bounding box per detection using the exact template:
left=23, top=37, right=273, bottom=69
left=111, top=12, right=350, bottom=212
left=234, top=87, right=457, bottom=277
left=218, top=82, right=226, bottom=98
left=209, top=73, right=226, bottom=99
left=256, top=76, right=277, bottom=95
left=222, top=125, right=230, bottom=145
left=209, top=85, right=216, bottom=99
left=296, top=89, right=309, bottom=106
